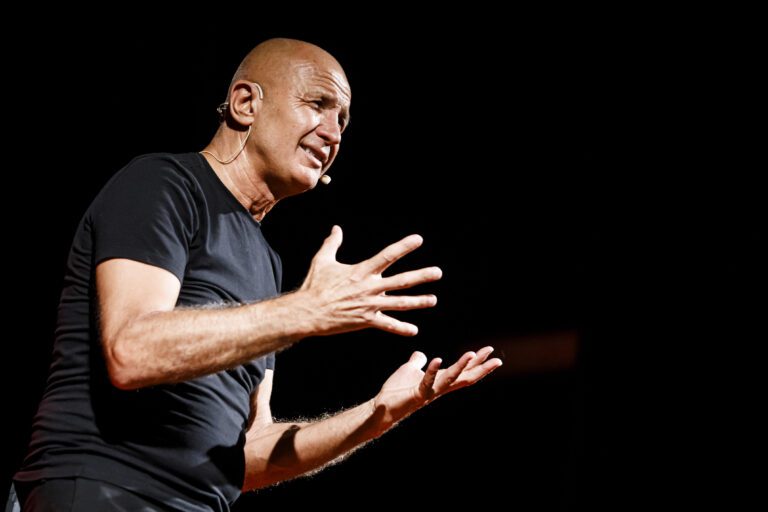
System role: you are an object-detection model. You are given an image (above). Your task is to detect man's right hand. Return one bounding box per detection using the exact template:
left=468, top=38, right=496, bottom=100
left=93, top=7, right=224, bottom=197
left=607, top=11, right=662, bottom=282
left=96, top=225, right=441, bottom=389
left=296, top=225, right=442, bottom=336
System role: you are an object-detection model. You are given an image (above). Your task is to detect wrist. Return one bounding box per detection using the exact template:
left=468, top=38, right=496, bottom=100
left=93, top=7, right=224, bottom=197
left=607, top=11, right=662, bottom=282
left=254, top=291, right=320, bottom=341
left=366, top=397, right=393, bottom=439
left=370, top=393, right=420, bottom=437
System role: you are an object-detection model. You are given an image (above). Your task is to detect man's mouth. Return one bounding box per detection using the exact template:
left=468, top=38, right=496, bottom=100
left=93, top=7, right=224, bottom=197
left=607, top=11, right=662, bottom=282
left=301, top=145, right=327, bottom=168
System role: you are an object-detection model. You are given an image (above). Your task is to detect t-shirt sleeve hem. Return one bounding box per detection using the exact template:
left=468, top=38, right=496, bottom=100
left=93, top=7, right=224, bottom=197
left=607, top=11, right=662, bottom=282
left=94, top=248, right=185, bottom=284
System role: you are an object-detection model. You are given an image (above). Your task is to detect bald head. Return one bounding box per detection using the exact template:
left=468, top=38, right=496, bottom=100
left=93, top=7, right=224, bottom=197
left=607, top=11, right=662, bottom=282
left=210, top=38, right=351, bottom=198
left=228, top=38, right=347, bottom=100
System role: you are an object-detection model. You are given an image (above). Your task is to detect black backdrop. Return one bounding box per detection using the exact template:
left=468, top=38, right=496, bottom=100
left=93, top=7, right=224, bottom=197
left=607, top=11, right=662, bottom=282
left=4, top=20, right=762, bottom=511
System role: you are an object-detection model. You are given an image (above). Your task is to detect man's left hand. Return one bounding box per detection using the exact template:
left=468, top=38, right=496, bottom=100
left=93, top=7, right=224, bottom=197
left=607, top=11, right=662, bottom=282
left=372, top=347, right=502, bottom=430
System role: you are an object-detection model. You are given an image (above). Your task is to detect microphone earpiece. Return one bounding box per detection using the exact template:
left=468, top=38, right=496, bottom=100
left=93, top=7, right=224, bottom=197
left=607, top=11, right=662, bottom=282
left=319, top=175, right=332, bottom=185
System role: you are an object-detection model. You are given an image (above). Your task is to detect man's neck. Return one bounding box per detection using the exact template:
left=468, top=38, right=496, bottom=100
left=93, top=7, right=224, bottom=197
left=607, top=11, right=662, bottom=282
left=201, top=132, right=278, bottom=222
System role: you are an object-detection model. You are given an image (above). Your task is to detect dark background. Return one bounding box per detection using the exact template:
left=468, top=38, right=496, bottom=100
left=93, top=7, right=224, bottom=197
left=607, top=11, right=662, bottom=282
left=4, top=19, right=762, bottom=511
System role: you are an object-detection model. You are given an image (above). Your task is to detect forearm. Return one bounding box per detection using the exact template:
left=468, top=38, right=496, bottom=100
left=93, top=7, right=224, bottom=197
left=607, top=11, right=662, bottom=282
left=242, top=398, right=391, bottom=491
left=108, top=292, right=316, bottom=389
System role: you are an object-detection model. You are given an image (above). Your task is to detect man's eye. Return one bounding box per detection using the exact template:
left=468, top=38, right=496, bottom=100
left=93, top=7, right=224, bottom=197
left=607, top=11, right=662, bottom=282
left=310, top=100, right=323, bottom=110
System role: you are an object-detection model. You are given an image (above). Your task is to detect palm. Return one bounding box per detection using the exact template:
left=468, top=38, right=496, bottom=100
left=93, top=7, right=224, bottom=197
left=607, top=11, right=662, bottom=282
left=374, top=346, right=502, bottom=426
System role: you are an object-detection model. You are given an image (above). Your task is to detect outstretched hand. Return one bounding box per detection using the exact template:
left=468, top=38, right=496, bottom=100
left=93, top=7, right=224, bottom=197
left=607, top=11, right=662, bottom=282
left=373, top=346, right=503, bottom=429
left=299, top=226, right=442, bottom=337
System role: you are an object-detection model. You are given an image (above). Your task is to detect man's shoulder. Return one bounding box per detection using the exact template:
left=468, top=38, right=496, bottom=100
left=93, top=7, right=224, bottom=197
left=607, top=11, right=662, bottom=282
left=120, top=152, right=201, bottom=177
left=89, top=152, right=206, bottom=213
left=106, top=152, right=204, bottom=190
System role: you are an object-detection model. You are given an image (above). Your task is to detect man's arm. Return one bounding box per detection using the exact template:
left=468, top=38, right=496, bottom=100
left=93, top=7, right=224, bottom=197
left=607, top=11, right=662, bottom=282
left=99, top=226, right=441, bottom=390
left=242, top=347, right=502, bottom=491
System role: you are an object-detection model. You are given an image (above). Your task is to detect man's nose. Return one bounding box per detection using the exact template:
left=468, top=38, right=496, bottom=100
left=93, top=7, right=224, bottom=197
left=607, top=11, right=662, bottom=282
left=316, top=113, right=342, bottom=145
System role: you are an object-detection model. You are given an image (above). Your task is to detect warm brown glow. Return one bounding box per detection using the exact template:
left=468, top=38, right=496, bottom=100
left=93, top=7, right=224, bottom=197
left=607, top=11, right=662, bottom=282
left=473, top=330, right=579, bottom=376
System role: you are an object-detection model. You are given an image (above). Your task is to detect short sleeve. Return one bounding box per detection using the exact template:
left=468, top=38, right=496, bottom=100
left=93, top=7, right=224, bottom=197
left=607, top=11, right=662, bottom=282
left=90, top=155, right=199, bottom=282
left=265, top=352, right=276, bottom=370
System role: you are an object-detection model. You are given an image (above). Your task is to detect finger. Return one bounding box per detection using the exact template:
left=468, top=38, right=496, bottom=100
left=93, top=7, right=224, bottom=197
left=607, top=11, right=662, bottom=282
left=419, top=358, right=442, bottom=398
left=374, top=267, right=443, bottom=293
left=407, top=351, right=428, bottom=369
left=464, top=346, right=495, bottom=370
left=377, top=294, right=437, bottom=311
left=434, top=352, right=474, bottom=392
left=360, top=234, right=423, bottom=274
left=457, top=358, right=503, bottom=386
left=315, top=225, right=343, bottom=262
left=371, top=312, right=419, bottom=336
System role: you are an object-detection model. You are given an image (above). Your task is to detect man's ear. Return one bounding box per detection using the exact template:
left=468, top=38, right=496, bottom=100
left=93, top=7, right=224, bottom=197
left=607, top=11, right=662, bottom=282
left=228, top=81, right=263, bottom=126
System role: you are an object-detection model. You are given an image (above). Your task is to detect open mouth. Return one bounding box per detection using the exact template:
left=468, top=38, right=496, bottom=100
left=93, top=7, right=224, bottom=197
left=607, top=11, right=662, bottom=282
left=301, top=145, right=326, bottom=168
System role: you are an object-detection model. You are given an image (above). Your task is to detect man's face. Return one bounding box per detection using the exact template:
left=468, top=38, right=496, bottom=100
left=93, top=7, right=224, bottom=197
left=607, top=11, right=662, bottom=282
left=251, top=60, right=351, bottom=196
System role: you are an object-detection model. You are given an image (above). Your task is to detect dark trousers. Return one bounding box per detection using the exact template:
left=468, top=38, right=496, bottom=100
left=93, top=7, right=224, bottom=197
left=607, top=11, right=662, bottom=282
left=13, top=478, right=169, bottom=512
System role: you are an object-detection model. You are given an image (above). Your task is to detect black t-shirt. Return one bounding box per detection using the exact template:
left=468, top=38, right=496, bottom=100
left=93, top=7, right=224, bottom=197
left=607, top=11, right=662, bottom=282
left=16, top=153, right=282, bottom=511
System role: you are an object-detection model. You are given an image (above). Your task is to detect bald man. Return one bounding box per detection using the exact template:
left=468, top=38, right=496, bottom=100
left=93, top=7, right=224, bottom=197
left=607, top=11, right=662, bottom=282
left=13, top=39, right=501, bottom=511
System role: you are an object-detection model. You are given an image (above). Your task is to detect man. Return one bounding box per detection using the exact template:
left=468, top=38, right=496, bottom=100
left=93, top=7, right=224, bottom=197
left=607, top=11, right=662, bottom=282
left=13, top=38, right=502, bottom=511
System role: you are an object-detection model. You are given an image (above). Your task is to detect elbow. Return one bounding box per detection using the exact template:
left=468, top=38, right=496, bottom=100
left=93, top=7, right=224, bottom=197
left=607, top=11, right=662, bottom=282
left=242, top=466, right=290, bottom=492
left=108, top=366, right=140, bottom=391
left=104, top=336, right=145, bottom=391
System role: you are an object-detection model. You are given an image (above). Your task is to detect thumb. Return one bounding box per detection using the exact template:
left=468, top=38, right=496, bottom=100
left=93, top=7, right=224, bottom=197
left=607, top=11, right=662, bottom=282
left=408, top=351, right=428, bottom=369
left=316, top=225, right=343, bottom=261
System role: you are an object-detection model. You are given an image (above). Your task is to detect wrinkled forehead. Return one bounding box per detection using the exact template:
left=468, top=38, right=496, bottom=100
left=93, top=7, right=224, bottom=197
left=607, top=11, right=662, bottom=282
left=290, top=61, right=352, bottom=105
